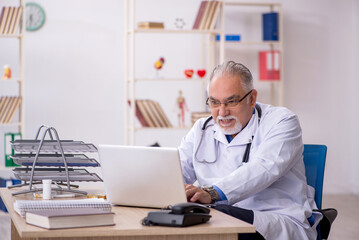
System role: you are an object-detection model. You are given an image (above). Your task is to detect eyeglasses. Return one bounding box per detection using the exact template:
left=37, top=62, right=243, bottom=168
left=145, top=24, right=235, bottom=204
left=206, top=90, right=253, bottom=109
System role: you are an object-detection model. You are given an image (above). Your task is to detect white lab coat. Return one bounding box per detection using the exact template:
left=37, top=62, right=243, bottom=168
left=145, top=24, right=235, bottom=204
left=179, top=102, right=321, bottom=240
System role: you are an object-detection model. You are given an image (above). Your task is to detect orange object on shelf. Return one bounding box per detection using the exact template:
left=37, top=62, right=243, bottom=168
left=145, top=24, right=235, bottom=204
left=154, top=57, right=165, bottom=70
left=2, top=65, right=12, bottom=79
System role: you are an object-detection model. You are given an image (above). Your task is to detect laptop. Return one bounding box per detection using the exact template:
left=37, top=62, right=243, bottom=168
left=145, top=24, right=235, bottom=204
left=98, top=145, right=187, bottom=208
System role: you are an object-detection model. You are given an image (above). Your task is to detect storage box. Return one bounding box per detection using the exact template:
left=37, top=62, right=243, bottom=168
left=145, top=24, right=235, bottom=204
left=4, top=132, right=22, bottom=167
left=215, top=34, right=241, bottom=41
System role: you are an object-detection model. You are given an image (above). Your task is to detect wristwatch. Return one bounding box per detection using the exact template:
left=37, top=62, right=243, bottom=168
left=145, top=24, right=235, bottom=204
left=201, top=185, right=218, bottom=203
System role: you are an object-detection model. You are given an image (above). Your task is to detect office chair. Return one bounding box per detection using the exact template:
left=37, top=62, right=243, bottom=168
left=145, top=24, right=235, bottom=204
left=303, top=144, right=338, bottom=240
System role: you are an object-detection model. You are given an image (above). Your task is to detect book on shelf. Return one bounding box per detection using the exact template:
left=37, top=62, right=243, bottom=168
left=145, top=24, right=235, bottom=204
left=5, top=96, right=22, bottom=123
left=0, top=6, right=22, bottom=35
left=259, top=51, right=280, bottom=81
left=198, top=1, right=211, bottom=30
left=204, top=1, right=218, bottom=30
left=25, top=207, right=115, bottom=229
left=128, top=100, right=149, bottom=127
left=0, top=96, right=7, bottom=119
left=145, top=100, right=166, bottom=127
left=0, top=7, right=9, bottom=34
left=202, top=1, right=215, bottom=30
left=3, top=6, right=14, bottom=35
left=14, top=198, right=112, bottom=218
left=7, top=6, right=18, bottom=34
left=0, top=96, right=22, bottom=123
left=132, top=99, right=172, bottom=128
left=142, top=100, right=160, bottom=127
left=0, top=96, right=13, bottom=123
left=151, top=101, right=168, bottom=127
left=152, top=101, right=172, bottom=127
left=262, top=12, right=279, bottom=41
left=193, top=1, right=221, bottom=30
left=10, top=6, right=22, bottom=34
left=3, top=96, right=16, bottom=122
left=136, top=100, right=156, bottom=127
left=209, top=1, right=221, bottom=30
left=137, top=22, right=164, bottom=29
left=192, top=1, right=207, bottom=29
left=191, top=112, right=211, bottom=125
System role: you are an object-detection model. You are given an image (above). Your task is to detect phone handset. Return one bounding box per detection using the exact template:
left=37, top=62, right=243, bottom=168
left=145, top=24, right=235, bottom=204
left=142, top=202, right=211, bottom=227
left=170, top=202, right=210, bottom=214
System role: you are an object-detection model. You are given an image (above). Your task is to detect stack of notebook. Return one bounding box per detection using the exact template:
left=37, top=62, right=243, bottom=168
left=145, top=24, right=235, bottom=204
left=15, top=199, right=115, bottom=229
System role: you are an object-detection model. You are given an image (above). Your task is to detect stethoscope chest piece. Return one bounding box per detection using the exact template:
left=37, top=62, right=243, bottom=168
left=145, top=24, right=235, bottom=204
left=197, top=156, right=217, bottom=163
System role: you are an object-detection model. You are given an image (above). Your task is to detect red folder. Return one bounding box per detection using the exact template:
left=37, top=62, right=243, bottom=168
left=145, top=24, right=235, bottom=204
left=259, top=51, right=280, bottom=81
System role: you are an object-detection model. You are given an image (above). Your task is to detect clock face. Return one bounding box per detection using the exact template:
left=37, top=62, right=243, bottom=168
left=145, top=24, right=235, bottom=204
left=26, top=2, right=46, bottom=31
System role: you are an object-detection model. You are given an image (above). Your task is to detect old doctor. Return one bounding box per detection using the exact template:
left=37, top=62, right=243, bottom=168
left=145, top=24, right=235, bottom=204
left=178, top=61, right=320, bottom=240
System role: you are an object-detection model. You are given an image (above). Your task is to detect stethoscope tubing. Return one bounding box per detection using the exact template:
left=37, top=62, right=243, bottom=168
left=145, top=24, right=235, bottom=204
left=194, top=104, right=262, bottom=164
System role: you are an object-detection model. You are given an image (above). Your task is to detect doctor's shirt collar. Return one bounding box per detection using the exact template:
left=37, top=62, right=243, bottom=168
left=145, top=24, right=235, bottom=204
left=212, top=108, right=258, bottom=146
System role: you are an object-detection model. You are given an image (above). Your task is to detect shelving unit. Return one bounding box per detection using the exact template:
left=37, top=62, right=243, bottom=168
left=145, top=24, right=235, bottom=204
left=218, top=1, right=283, bottom=106
left=123, top=1, right=283, bottom=145
left=124, top=0, right=219, bottom=145
left=0, top=0, right=26, bottom=136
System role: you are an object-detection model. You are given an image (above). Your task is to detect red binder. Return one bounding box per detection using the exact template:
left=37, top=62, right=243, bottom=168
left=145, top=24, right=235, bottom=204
left=259, top=51, right=280, bottom=81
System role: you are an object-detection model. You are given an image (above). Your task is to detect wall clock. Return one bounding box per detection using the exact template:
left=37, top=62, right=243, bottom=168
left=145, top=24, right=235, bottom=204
left=26, top=2, right=46, bottom=31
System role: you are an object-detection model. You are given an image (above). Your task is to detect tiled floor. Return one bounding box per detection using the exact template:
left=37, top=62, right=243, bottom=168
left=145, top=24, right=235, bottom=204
left=322, top=194, right=359, bottom=240
left=0, top=194, right=358, bottom=240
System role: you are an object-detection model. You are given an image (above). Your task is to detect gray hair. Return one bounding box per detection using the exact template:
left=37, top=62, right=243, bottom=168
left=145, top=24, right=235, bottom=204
left=208, top=61, right=254, bottom=92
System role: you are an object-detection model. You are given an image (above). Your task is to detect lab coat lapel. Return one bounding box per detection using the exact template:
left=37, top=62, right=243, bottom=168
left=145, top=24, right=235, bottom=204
left=228, top=113, right=258, bottom=146
left=213, top=125, right=230, bottom=144
left=212, top=112, right=258, bottom=145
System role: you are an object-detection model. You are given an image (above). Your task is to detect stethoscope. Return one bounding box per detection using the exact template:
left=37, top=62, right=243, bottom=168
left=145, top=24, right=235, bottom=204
left=194, top=104, right=262, bottom=163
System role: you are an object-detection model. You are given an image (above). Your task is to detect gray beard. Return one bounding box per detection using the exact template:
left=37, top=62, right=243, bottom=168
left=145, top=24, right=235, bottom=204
left=216, top=116, right=243, bottom=135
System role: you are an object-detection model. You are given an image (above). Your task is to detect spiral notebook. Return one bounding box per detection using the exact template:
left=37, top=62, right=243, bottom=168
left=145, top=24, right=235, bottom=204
left=14, top=198, right=112, bottom=218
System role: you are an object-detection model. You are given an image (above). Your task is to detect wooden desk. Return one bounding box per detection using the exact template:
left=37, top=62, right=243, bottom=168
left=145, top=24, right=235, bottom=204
left=0, top=188, right=255, bottom=240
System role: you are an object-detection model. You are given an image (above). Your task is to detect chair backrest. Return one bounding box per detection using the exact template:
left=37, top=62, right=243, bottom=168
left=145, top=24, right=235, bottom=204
left=303, top=144, right=327, bottom=210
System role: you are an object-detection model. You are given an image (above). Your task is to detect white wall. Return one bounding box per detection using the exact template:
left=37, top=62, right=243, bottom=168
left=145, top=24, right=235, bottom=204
left=282, top=0, right=359, bottom=195
left=0, top=0, right=358, bottom=194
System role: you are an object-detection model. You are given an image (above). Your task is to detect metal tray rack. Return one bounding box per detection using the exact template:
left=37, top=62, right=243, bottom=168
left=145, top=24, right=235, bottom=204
left=8, top=125, right=102, bottom=196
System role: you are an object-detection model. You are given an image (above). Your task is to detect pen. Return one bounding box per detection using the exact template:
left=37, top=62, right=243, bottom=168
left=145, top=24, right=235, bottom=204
left=33, top=193, right=78, bottom=198
left=53, top=194, right=76, bottom=198
left=87, top=194, right=106, bottom=199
